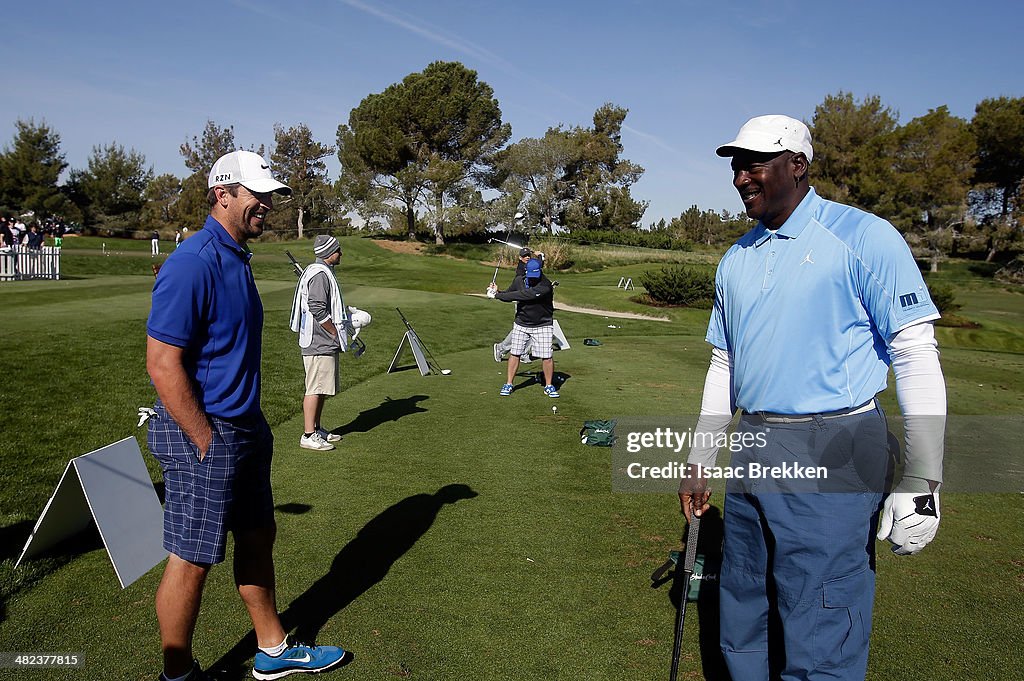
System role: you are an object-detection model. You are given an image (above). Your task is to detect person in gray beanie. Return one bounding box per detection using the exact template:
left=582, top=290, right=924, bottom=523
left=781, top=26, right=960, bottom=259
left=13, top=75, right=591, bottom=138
left=289, top=234, right=346, bottom=450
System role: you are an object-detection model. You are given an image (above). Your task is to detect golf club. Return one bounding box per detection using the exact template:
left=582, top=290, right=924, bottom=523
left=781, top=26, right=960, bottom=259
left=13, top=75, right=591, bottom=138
left=285, top=250, right=304, bottom=278
left=669, top=509, right=701, bottom=681
left=487, top=211, right=525, bottom=286
left=487, top=237, right=524, bottom=249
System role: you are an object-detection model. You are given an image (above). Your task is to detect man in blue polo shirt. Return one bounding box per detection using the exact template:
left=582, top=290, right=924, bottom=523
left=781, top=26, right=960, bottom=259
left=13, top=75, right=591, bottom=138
left=678, top=116, right=946, bottom=681
left=147, top=150, right=347, bottom=681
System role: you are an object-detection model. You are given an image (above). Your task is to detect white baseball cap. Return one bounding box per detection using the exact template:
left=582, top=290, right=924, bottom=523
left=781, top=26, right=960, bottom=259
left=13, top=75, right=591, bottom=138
left=208, top=150, right=292, bottom=195
left=716, top=115, right=813, bottom=162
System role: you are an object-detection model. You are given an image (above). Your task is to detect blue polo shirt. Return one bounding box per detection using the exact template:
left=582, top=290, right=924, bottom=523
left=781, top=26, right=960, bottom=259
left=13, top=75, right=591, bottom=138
left=707, top=188, right=938, bottom=414
left=147, top=216, right=263, bottom=419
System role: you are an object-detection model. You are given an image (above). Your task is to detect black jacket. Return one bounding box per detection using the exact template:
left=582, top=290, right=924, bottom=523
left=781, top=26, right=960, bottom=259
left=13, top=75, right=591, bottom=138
left=495, top=274, right=554, bottom=327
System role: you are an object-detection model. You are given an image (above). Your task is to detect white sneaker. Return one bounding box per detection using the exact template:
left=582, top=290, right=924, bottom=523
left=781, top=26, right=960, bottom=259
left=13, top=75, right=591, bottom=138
left=300, top=432, right=335, bottom=451
left=317, top=427, right=342, bottom=443
left=493, top=343, right=503, bottom=363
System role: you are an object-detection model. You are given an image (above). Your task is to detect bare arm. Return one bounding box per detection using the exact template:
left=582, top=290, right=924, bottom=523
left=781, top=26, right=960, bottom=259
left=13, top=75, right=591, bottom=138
left=146, top=336, right=213, bottom=457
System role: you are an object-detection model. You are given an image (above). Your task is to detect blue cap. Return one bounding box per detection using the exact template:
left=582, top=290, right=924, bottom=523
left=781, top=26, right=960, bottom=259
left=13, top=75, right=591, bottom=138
left=525, top=258, right=542, bottom=279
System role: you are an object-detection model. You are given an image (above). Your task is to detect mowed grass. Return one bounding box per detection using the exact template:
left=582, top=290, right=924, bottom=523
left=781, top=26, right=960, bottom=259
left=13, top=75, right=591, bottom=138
left=0, top=239, right=1022, bottom=680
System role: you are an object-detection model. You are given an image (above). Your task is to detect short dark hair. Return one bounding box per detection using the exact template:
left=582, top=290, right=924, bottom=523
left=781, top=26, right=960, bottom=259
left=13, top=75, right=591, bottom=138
left=207, top=183, right=240, bottom=207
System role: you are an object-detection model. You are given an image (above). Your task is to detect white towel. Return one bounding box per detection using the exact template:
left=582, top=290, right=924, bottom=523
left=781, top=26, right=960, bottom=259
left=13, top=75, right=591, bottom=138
left=290, top=263, right=348, bottom=351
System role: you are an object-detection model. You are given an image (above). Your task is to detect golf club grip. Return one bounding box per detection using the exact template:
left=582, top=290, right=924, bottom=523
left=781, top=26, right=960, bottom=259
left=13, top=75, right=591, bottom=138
left=669, top=515, right=701, bottom=681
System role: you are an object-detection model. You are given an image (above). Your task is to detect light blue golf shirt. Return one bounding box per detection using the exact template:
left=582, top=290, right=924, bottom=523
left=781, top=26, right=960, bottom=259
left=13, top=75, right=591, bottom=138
left=148, top=216, right=264, bottom=419
left=707, top=188, right=938, bottom=414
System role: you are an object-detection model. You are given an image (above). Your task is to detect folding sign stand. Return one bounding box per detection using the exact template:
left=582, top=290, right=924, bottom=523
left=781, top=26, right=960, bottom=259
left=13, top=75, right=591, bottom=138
left=388, top=309, right=438, bottom=376
left=552, top=319, right=571, bottom=350
left=16, top=437, right=166, bottom=589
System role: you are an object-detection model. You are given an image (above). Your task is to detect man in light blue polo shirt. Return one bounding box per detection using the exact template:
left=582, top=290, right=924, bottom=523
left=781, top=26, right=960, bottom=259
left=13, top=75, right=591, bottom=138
left=147, top=150, right=348, bottom=681
left=678, top=116, right=946, bottom=681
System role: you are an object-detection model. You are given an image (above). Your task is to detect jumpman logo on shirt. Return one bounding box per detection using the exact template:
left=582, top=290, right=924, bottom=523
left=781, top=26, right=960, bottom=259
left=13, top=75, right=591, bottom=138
left=800, top=250, right=814, bottom=265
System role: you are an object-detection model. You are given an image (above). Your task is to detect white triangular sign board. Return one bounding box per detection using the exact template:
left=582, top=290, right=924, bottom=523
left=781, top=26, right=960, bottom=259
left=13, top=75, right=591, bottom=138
left=553, top=319, right=570, bottom=350
left=388, top=330, right=432, bottom=376
left=15, top=436, right=166, bottom=588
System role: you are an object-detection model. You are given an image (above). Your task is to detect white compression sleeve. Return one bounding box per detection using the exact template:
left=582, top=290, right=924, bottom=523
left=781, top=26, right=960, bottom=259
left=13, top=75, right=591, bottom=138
left=889, top=322, right=946, bottom=488
left=686, top=346, right=735, bottom=468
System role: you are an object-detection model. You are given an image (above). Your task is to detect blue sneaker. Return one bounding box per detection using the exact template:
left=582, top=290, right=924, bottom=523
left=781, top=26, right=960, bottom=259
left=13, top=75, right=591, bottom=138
left=252, top=641, right=348, bottom=679
left=499, top=383, right=514, bottom=396
left=544, top=385, right=560, bottom=398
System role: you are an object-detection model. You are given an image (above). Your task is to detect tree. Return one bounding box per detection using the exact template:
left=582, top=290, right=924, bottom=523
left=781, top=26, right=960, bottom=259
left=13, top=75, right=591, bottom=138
left=972, top=96, right=1024, bottom=216
left=488, top=129, right=577, bottom=234
left=809, top=92, right=899, bottom=205
left=141, top=173, right=182, bottom=231
left=337, top=61, right=510, bottom=243
left=873, top=107, right=976, bottom=271
left=178, top=121, right=236, bottom=227
left=70, top=142, right=153, bottom=232
left=668, top=205, right=720, bottom=246
left=0, top=118, right=70, bottom=220
left=971, top=96, right=1024, bottom=260
left=271, top=123, right=335, bottom=238
left=561, top=103, right=647, bottom=232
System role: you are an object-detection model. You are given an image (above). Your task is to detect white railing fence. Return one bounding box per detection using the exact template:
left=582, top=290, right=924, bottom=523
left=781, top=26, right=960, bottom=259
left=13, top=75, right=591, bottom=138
left=0, top=245, right=62, bottom=281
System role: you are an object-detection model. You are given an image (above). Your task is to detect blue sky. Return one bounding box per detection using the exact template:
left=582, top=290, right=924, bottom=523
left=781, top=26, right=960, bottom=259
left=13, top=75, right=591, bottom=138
left=2, top=0, right=1020, bottom=225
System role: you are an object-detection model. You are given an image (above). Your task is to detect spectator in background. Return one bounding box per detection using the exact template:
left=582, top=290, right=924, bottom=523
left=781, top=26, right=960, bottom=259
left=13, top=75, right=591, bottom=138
left=26, top=224, right=44, bottom=250
left=151, top=230, right=161, bottom=257
left=0, top=218, right=12, bottom=248
left=10, top=218, right=24, bottom=244
left=175, top=229, right=182, bottom=249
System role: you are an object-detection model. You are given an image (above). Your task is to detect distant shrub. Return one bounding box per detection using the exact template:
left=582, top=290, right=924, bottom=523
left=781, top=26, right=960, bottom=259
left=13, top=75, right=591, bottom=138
left=568, top=229, right=692, bottom=251
left=995, top=255, right=1024, bottom=286
left=638, top=266, right=714, bottom=307
left=927, top=282, right=960, bottom=314
left=529, top=239, right=576, bottom=270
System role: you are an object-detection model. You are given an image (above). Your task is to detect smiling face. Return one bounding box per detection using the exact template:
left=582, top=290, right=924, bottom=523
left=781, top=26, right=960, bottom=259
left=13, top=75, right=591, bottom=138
left=730, top=150, right=808, bottom=229
left=211, top=184, right=274, bottom=243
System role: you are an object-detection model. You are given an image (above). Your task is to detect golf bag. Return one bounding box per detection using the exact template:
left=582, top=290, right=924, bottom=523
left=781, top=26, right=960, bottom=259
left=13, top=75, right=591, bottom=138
left=579, top=419, right=617, bottom=446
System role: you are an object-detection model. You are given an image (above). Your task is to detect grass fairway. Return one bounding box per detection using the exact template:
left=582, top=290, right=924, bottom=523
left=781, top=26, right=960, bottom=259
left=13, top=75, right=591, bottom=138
left=1, top=238, right=1022, bottom=680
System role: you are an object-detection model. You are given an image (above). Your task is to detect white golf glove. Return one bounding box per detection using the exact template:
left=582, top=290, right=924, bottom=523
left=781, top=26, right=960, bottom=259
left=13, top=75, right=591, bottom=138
left=486, top=283, right=497, bottom=299
left=877, top=486, right=940, bottom=556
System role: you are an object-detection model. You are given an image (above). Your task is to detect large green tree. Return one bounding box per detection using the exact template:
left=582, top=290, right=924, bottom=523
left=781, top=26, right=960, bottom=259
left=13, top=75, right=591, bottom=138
left=178, top=121, right=236, bottom=228
left=560, top=104, right=647, bottom=232
left=337, top=61, right=510, bottom=243
left=872, top=107, right=976, bottom=271
left=141, top=173, right=182, bottom=231
left=971, top=96, right=1024, bottom=260
left=0, top=118, right=71, bottom=220
left=69, top=142, right=153, bottom=233
left=271, top=123, right=335, bottom=238
left=972, top=96, right=1024, bottom=216
left=488, top=129, right=576, bottom=234
left=809, top=92, right=899, bottom=205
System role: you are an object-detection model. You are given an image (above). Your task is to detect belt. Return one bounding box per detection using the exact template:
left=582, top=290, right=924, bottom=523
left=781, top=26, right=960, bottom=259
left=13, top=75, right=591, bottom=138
left=744, top=399, right=876, bottom=424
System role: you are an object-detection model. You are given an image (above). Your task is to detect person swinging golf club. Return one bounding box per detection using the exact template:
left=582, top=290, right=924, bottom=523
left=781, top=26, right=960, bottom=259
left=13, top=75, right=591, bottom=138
left=487, top=257, right=560, bottom=397
left=492, top=247, right=536, bottom=362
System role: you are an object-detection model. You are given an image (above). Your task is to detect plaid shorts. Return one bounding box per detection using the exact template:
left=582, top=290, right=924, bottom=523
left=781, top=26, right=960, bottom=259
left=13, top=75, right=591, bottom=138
left=509, top=323, right=553, bottom=359
left=147, top=401, right=275, bottom=565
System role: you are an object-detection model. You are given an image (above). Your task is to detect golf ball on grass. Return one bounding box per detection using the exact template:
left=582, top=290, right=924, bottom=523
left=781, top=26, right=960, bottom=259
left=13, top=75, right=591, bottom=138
left=552, top=406, right=558, bottom=413
left=441, top=369, right=451, bottom=375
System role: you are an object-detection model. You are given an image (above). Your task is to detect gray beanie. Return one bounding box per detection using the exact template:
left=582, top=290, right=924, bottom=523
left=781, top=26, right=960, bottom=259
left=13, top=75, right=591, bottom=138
left=313, top=235, right=341, bottom=258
